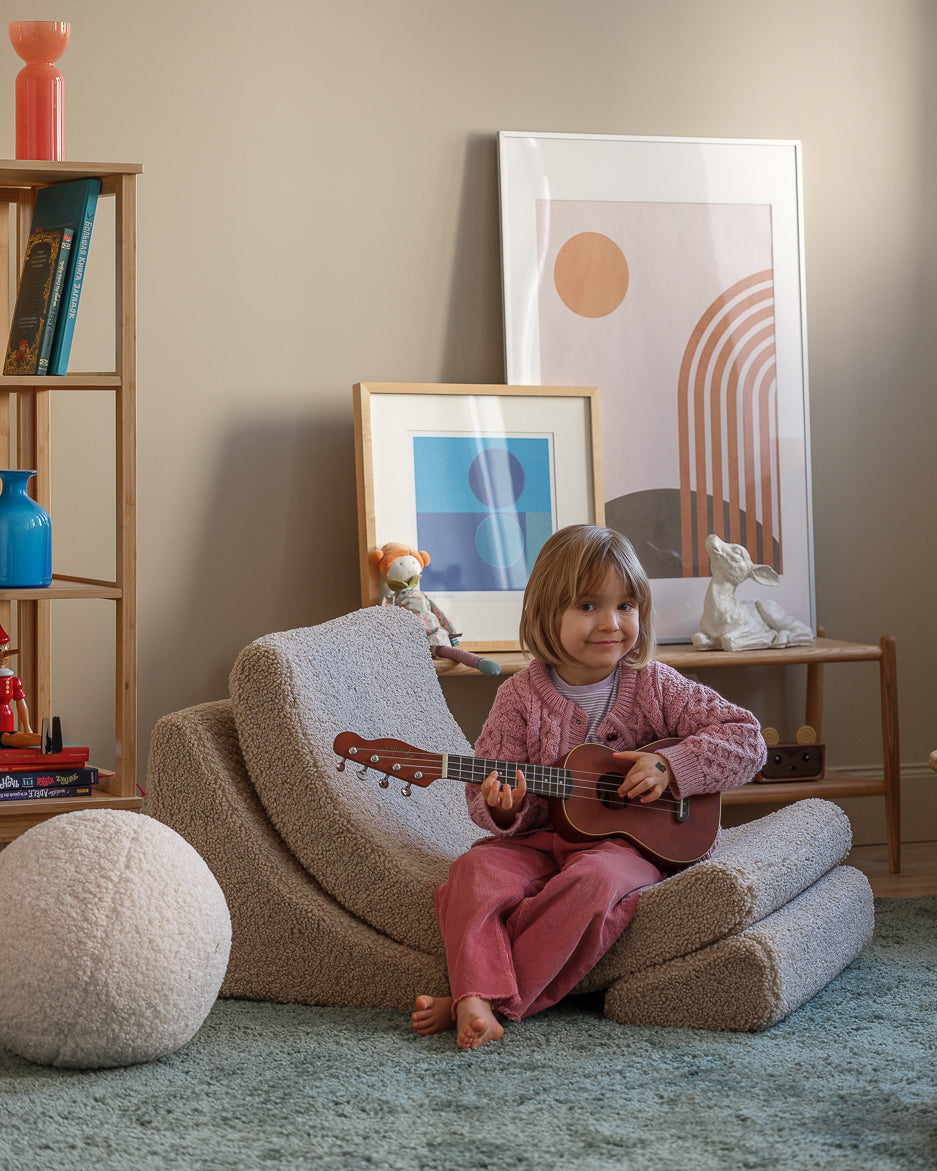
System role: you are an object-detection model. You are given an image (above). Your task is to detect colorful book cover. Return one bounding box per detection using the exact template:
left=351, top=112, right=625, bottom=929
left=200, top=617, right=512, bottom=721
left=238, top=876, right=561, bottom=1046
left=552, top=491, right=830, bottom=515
left=0, top=767, right=99, bottom=792
left=33, top=178, right=102, bottom=376
left=0, top=784, right=94, bottom=801
left=3, top=226, right=73, bottom=375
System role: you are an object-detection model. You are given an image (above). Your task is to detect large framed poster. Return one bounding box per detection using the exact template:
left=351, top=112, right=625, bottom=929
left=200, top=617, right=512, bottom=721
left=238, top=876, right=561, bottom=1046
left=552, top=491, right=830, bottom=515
left=354, top=382, right=604, bottom=651
left=499, top=132, right=815, bottom=643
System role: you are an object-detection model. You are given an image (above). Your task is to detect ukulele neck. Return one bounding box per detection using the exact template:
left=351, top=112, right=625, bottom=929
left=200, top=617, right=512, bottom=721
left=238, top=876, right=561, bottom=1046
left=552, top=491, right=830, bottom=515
left=445, top=754, right=572, bottom=800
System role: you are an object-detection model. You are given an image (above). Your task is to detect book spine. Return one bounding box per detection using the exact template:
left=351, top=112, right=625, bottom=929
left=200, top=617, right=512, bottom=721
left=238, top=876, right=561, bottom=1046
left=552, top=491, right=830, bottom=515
left=47, top=203, right=97, bottom=376
left=0, top=767, right=99, bottom=792
left=0, top=744, right=90, bottom=764
left=0, top=785, right=94, bottom=801
left=0, top=754, right=89, bottom=769
left=0, top=760, right=89, bottom=772
left=37, top=228, right=74, bottom=373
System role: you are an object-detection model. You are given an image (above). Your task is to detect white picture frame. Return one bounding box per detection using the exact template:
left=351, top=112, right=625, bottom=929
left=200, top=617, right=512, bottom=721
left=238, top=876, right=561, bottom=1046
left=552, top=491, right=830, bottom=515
left=499, top=131, right=815, bottom=643
left=354, top=382, right=604, bottom=651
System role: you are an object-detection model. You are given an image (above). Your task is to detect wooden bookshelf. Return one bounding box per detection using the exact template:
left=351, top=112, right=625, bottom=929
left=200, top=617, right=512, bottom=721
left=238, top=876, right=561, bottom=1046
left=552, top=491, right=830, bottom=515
left=0, top=160, right=141, bottom=841
left=436, top=635, right=902, bottom=872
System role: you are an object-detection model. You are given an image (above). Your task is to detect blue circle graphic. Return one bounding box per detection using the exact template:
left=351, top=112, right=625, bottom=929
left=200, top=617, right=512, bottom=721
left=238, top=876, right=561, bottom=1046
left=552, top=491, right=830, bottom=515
left=468, top=449, right=525, bottom=510
left=475, top=514, right=525, bottom=569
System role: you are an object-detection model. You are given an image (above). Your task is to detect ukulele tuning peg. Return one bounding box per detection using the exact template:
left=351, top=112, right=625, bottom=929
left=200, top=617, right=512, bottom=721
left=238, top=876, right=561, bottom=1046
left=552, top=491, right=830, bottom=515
left=355, top=766, right=370, bottom=781
left=335, top=757, right=346, bottom=773
left=378, top=776, right=390, bottom=789
left=401, top=784, right=412, bottom=797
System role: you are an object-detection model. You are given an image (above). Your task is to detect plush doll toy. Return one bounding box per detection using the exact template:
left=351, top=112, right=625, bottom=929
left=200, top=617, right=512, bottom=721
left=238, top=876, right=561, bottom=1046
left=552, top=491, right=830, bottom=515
left=370, top=543, right=501, bottom=676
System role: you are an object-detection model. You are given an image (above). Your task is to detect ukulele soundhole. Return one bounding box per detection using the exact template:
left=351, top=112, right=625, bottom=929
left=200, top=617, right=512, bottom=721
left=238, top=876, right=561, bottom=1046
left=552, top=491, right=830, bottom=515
left=596, top=772, right=627, bottom=811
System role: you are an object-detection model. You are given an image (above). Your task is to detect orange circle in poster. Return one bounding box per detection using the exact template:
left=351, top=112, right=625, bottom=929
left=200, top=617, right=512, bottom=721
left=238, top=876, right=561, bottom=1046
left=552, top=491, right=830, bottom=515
left=554, top=232, right=630, bottom=318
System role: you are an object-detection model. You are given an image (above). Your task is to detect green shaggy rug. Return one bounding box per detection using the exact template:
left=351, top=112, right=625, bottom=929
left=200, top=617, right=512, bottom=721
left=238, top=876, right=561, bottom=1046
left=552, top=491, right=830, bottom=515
left=0, top=896, right=934, bottom=1170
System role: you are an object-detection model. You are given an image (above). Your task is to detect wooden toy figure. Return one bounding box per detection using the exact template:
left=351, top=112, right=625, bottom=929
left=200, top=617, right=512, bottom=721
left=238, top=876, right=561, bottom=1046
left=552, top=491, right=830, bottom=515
left=0, top=623, right=58, bottom=750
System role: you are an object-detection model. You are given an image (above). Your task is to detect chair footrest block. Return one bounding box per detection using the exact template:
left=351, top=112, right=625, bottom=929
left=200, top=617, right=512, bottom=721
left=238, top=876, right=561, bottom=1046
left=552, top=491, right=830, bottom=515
left=580, top=798, right=854, bottom=992
left=603, top=864, right=874, bottom=1031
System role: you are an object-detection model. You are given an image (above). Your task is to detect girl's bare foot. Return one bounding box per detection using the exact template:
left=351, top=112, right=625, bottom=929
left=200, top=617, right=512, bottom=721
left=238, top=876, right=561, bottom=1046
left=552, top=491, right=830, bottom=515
left=411, top=994, right=454, bottom=1036
left=455, top=996, right=504, bottom=1050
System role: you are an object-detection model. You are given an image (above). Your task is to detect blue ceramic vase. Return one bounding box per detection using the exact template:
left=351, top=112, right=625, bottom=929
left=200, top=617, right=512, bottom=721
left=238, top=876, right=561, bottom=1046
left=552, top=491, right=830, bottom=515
left=0, top=469, right=51, bottom=587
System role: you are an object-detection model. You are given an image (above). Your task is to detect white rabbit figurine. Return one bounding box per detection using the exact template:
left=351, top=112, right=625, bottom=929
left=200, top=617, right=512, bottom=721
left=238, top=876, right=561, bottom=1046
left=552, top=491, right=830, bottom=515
left=693, top=534, right=813, bottom=652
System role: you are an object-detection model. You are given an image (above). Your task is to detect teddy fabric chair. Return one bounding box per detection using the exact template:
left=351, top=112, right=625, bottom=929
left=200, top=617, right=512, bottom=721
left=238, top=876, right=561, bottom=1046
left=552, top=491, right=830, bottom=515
left=147, top=605, right=874, bottom=1031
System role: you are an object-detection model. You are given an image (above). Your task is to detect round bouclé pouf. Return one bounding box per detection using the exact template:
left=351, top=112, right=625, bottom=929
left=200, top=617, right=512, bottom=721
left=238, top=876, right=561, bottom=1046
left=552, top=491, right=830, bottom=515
left=0, top=810, right=231, bottom=1068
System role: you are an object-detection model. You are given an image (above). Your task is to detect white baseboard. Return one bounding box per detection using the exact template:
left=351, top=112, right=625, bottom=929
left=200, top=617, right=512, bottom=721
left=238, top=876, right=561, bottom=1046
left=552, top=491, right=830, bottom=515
left=827, top=761, right=936, bottom=845
left=826, top=761, right=934, bottom=784
left=722, top=762, right=936, bottom=847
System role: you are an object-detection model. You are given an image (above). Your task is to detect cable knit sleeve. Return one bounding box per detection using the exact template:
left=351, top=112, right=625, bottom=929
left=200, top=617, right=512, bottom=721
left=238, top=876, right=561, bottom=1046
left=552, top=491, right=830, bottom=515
left=636, top=662, right=767, bottom=796
left=469, top=672, right=552, bottom=837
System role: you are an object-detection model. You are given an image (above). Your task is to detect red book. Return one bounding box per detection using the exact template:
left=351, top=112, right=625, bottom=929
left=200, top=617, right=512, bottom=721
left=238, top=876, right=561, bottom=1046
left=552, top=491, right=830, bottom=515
left=0, top=745, right=89, bottom=768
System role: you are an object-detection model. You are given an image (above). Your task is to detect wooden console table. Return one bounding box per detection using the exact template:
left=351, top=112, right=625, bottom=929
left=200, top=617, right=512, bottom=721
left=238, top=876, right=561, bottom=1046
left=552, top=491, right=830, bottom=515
left=436, top=636, right=901, bottom=872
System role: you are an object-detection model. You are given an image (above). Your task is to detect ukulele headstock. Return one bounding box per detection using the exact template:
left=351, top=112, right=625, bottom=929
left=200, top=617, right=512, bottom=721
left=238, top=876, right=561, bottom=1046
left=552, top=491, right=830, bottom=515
left=333, top=732, right=437, bottom=794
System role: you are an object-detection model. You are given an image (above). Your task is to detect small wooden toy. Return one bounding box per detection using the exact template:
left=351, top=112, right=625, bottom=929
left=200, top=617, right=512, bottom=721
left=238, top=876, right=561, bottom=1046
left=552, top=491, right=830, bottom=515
left=0, top=623, right=62, bottom=751
left=758, top=725, right=825, bottom=781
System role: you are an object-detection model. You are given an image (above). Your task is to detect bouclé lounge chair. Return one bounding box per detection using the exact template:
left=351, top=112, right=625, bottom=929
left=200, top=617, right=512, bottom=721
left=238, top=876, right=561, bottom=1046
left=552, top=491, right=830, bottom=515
left=147, top=606, right=873, bottom=1031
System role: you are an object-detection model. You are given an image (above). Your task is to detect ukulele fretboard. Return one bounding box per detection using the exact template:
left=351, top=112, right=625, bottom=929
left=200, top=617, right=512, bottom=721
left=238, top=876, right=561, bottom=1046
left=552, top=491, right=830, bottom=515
left=445, top=754, right=573, bottom=800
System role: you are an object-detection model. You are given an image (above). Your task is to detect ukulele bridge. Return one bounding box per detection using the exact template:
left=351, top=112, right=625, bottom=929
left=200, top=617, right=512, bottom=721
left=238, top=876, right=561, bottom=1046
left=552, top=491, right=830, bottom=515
left=675, top=797, right=689, bottom=823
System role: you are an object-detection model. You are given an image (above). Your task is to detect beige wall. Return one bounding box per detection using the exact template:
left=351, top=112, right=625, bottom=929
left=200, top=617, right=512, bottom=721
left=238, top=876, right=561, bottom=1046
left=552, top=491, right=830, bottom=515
left=3, top=0, right=934, bottom=843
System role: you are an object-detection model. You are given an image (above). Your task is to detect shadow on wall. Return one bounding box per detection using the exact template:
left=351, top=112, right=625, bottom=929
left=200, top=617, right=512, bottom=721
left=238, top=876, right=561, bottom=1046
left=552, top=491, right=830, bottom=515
left=141, top=133, right=509, bottom=766
left=142, top=412, right=360, bottom=744
left=441, top=134, right=506, bottom=385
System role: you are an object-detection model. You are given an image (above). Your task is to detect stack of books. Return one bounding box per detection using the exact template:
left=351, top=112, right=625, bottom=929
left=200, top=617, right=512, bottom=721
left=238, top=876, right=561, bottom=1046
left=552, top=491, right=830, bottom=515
left=0, top=743, right=105, bottom=803
left=3, top=177, right=101, bottom=377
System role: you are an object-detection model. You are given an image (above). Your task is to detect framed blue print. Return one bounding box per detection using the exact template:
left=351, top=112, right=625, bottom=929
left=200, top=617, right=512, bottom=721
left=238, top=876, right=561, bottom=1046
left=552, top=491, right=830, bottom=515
left=413, top=434, right=554, bottom=592
left=354, top=383, right=604, bottom=650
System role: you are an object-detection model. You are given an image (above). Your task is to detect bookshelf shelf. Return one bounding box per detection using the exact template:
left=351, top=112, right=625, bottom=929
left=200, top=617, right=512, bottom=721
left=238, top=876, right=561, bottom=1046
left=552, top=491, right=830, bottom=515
left=0, top=577, right=123, bottom=601
left=0, top=159, right=141, bottom=841
left=0, top=374, right=121, bottom=389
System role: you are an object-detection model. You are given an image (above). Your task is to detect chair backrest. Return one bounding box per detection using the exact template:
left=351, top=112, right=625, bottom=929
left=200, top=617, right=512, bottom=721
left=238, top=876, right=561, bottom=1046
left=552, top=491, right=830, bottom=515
left=229, top=605, right=478, bottom=953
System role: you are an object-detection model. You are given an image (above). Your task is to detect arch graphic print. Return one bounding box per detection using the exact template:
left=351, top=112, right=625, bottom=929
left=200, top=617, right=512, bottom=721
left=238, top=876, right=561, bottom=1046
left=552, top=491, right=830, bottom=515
left=678, top=270, right=780, bottom=577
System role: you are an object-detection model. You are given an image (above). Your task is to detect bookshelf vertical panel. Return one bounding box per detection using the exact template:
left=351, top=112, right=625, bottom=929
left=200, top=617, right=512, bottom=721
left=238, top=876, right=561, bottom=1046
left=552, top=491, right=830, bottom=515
left=0, top=201, right=8, bottom=328
left=0, top=160, right=142, bottom=834
left=114, top=172, right=137, bottom=795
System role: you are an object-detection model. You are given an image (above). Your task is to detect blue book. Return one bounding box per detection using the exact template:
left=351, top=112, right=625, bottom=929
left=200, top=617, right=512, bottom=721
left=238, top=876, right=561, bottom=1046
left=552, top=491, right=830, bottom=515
left=27, top=178, right=102, bottom=376
left=38, top=227, right=73, bottom=372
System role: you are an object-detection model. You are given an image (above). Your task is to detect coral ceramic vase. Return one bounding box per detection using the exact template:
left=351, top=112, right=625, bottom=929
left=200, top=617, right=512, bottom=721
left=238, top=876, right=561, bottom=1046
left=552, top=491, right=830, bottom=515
left=0, top=470, right=52, bottom=587
left=9, top=21, right=70, bottom=161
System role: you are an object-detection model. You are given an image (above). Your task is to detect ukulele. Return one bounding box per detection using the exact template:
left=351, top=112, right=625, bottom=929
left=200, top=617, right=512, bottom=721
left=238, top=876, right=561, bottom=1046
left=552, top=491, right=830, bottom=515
left=333, top=732, right=721, bottom=868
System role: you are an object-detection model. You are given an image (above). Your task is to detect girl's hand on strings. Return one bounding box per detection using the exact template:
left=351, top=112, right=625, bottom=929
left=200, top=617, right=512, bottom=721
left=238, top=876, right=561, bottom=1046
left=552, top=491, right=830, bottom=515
left=480, top=768, right=527, bottom=826
left=613, top=751, right=674, bottom=804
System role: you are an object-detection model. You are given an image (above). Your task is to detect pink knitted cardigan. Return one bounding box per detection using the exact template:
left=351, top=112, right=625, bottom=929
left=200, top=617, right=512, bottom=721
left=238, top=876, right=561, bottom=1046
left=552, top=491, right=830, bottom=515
left=468, top=659, right=767, bottom=838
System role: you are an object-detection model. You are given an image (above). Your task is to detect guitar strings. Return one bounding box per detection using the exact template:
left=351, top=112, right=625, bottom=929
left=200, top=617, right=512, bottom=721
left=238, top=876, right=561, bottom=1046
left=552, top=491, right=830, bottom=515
left=336, top=745, right=706, bottom=817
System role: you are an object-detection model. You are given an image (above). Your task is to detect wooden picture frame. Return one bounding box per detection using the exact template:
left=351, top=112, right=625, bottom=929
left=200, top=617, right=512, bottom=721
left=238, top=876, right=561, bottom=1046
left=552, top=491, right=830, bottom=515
left=499, top=132, right=815, bottom=643
left=354, top=382, right=604, bottom=651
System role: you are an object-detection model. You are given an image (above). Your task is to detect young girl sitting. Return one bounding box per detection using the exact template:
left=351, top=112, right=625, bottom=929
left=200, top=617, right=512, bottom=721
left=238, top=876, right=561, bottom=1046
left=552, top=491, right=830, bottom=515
left=412, top=524, right=767, bottom=1049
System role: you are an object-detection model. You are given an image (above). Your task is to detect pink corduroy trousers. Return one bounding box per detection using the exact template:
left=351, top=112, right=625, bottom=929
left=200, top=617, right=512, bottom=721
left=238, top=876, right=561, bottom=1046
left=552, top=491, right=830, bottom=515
left=435, top=829, right=662, bottom=1022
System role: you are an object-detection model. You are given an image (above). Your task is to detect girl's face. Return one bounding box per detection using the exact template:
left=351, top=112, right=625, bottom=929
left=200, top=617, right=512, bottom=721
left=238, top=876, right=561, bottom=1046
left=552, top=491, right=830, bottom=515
left=556, top=566, right=640, bottom=686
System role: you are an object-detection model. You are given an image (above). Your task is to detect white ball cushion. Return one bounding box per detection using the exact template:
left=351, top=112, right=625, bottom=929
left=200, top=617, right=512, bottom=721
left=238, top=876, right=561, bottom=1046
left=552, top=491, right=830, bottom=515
left=0, top=810, right=231, bottom=1068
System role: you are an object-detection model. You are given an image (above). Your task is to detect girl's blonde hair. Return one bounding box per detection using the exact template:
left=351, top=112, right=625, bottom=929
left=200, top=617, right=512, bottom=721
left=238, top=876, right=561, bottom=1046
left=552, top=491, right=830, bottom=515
left=519, top=524, right=655, bottom=669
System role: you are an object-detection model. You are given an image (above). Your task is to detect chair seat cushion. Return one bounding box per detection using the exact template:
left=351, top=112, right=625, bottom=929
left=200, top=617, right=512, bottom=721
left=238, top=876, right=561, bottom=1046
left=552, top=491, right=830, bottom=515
left=147, top=699, right=448, bottom=1010
left=229, top=606, right=477, bottom=953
